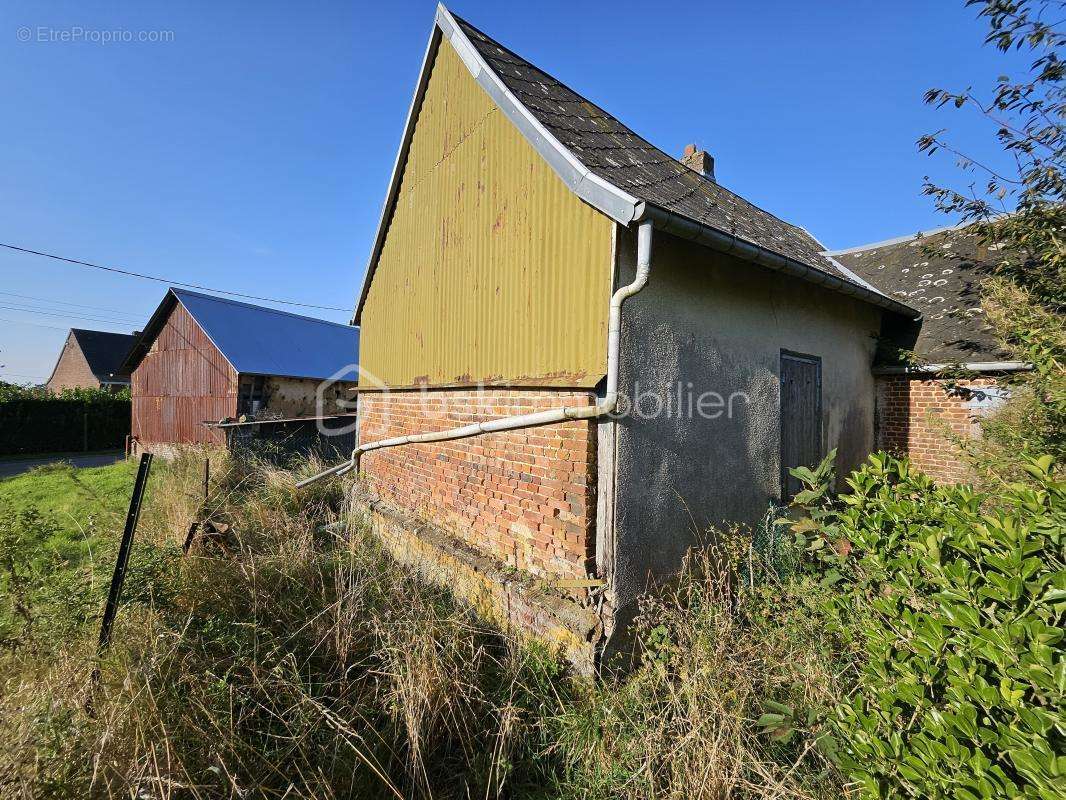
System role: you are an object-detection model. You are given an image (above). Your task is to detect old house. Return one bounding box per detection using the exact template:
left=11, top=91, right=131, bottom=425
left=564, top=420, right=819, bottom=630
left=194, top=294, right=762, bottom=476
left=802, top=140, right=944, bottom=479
left=45, top=328, right=139, bottom=392
left=318, top=5, right=922, bottom=670
left=121, top=288, right=359, bottom=454
left=827, top=221, right=1028, bottom=483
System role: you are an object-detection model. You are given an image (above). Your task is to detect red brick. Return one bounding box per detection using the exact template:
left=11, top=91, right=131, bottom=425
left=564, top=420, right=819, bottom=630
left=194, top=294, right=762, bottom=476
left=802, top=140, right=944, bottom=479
left=875, top=375, right=1000, bottom=484
left=359, top=389, right=597, bottom=580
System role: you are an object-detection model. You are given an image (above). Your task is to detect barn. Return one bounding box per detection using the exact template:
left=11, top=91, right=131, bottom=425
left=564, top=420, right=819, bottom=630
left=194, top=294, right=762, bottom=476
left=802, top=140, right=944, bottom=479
left=121, top=288, right=359, bottom=455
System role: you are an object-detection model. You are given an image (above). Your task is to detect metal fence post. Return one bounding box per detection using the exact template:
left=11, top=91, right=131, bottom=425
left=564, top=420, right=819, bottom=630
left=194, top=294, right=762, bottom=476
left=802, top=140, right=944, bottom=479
left=96, top=452, right=153, bottom=650
left=87, top=451, right=153, bottom=713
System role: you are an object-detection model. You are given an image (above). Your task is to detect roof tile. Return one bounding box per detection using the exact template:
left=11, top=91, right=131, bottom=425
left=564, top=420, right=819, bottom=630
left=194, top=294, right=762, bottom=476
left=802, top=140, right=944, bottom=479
left=454, top=14, right=854, bottom=285
left=830, top=226, right=1009, bottom=363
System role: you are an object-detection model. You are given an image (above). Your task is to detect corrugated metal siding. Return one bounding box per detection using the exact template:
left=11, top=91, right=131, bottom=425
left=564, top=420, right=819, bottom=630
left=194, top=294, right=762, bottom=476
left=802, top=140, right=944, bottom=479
left=131, top=303, right=235, bottom=445
left=359, top=39, right=614, bottom=388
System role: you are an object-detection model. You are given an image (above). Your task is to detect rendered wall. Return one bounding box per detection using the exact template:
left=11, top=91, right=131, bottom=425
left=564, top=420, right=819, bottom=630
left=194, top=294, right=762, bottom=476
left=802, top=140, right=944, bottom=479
left=606, top=227, right=883, bottom=628
left=358, top=39, right=614, bottom=389
left=258, top=376, right=355, bottom=419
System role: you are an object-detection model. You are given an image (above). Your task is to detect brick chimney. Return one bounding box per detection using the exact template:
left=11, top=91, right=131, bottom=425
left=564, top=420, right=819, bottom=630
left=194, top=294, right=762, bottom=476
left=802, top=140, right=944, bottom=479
left=680, top=144, right=715, bottom=181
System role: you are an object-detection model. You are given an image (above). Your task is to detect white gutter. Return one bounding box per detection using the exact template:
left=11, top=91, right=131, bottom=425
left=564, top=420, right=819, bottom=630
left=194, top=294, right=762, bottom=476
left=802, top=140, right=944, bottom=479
left=638, top=205, right=918, bottom=319
left=872, top=361, right=1030, bottom=375
left=296, top=220, right=654, bottom=489
left=352, top=3, right=918, bottom=326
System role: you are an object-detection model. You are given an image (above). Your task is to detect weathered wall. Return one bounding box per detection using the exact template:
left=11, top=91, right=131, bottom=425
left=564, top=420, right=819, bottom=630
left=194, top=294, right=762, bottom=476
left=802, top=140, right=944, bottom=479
left=606, top=227, right=883, bottom=626
left=358, top=39, right=615, bottom=389
left=131, top=302, right=234, bottom=445
left=875, top=374, right=1004, bottom=483
left=358, top=389, right=598, bottom=581
left=351, top=490, right=601, bottom=674
left=258, top=376, right=356, bottom=418
left=46, top=333, right=101, bottom=392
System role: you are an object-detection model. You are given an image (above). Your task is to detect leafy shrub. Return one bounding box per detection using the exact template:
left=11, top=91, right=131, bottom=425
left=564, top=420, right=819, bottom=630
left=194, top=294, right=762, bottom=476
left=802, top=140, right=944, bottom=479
left=787, top=453, right=1065, bottom=799
left=0, top=382, right=130, bottom=403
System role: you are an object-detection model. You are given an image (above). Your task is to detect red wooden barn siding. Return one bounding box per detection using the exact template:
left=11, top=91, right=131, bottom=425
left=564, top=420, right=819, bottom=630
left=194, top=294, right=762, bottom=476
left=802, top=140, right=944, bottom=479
left=131, top=302, right=236, bottom=445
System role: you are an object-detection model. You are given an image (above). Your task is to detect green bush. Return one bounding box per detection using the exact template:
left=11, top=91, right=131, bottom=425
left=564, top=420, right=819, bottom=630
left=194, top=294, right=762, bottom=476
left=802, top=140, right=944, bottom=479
left=787, top=453, right=1065, bottom=799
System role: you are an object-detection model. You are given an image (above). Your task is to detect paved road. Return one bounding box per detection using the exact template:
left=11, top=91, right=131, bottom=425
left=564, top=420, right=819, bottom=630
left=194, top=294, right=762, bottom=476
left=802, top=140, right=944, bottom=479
left=0, top=451, right=124, bottom=479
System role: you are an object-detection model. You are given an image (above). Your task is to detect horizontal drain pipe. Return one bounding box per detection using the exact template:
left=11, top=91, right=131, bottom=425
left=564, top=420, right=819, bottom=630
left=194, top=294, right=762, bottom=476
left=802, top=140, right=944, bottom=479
left=873, top=361, right=1030, bottom=375
left=296, top=219, right=654, bottom=489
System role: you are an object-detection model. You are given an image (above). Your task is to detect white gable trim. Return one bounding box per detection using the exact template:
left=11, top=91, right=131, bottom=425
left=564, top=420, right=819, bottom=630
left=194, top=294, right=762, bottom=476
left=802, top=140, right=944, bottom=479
left=352, top=4, right=918, bottom=324
left=351, top=4, right=643, bottom=324
left=823, top=211, right=1019, bottom=257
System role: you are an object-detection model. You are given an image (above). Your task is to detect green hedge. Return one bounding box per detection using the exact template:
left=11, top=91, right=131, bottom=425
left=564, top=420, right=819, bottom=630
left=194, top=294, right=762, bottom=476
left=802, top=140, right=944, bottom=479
left=788, top=453, right=1064, bottom=799
left=0, top=387, right=130, bottom=456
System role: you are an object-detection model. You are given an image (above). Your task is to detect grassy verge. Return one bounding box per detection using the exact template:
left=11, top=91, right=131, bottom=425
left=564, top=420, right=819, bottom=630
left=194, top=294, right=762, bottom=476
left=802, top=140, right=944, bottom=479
left=0, top=459, right=137, bottom=570
left=0, top=449, right=122, bottom=461
left=0, top=451, right=845, bottom=799
left=0, top=458, right=135, bottom=519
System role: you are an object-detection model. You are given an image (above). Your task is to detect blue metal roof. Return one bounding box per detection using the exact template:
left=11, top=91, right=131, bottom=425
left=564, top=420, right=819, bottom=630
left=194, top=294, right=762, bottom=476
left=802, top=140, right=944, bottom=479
left=173, top=289, right=359, bottom=381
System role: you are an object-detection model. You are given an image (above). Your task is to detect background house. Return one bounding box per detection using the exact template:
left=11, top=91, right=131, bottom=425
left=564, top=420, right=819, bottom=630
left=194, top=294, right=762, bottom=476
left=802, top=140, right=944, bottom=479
left=121, top=288, right=359, bottom=455
left=827, top=221, right=1029, bottom=483
left=349, top=6, right=916, bottom=670
left=45, top=328, right=139, bottom=392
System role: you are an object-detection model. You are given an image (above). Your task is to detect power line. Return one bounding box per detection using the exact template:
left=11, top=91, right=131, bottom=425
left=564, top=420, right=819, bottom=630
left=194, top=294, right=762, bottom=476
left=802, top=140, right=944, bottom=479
left=0, top=303, right=136, bottom=328
left=0, top=299, right=144, bottom=324
left=0, top=316, right=69, bottom=331
left=0, top=243, right=350, bottom=312
left=0, top=290, right=146, bottom=319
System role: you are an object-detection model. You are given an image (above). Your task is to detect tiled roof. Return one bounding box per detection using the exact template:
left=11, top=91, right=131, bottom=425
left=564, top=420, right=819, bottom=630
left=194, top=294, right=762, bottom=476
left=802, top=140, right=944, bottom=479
left=829, top=225, right=1010, bottom=363
left=452, top=14, right=860, bottom=288
left=355, top=6, right=916, bottom=323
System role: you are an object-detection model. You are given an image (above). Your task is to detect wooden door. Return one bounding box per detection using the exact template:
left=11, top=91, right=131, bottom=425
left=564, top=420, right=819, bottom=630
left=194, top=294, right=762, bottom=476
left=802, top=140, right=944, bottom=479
left=780, top=351, right=822, bottom=500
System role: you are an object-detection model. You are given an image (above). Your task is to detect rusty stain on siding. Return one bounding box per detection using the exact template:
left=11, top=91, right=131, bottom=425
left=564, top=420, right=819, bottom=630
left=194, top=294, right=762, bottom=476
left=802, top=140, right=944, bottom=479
left=359, top=39, right=614, bottom=389
left=130, top=302, right=234, bottom=445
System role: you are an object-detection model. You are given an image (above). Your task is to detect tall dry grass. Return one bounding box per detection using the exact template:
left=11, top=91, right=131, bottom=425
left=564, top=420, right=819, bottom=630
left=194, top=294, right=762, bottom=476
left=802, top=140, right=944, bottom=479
left=0, top=450, right=846, bottom=799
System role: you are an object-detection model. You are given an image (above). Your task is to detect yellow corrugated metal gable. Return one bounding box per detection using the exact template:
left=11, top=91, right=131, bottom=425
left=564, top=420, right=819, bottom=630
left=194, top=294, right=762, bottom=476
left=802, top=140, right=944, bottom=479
left=359, top=39, right=614, bottom=389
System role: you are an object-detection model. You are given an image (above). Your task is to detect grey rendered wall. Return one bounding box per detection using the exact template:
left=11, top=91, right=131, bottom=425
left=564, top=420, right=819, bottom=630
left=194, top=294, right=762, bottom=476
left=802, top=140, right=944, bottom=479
left=604, top=225, right=882, bottom=631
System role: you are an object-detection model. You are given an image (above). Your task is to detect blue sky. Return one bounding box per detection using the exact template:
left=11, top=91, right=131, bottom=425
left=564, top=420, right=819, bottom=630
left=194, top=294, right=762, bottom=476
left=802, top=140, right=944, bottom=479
left=0, top=0, right=1027, bottom=383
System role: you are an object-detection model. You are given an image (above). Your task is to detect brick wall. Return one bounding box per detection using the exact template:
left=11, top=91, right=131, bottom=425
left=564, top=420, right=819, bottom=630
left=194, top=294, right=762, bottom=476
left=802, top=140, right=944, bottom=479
left=357, top=389, right=598, bottom=581
left=353, top=493, right=601, bottom=673
left=875, top=375, right=1002, bottom=483
left=46, top=336, right=101, bottom=392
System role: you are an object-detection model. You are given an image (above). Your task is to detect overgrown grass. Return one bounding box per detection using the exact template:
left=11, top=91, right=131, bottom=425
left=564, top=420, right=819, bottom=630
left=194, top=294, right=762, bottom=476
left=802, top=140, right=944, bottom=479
left=0, top=450, right=847, bottom=799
